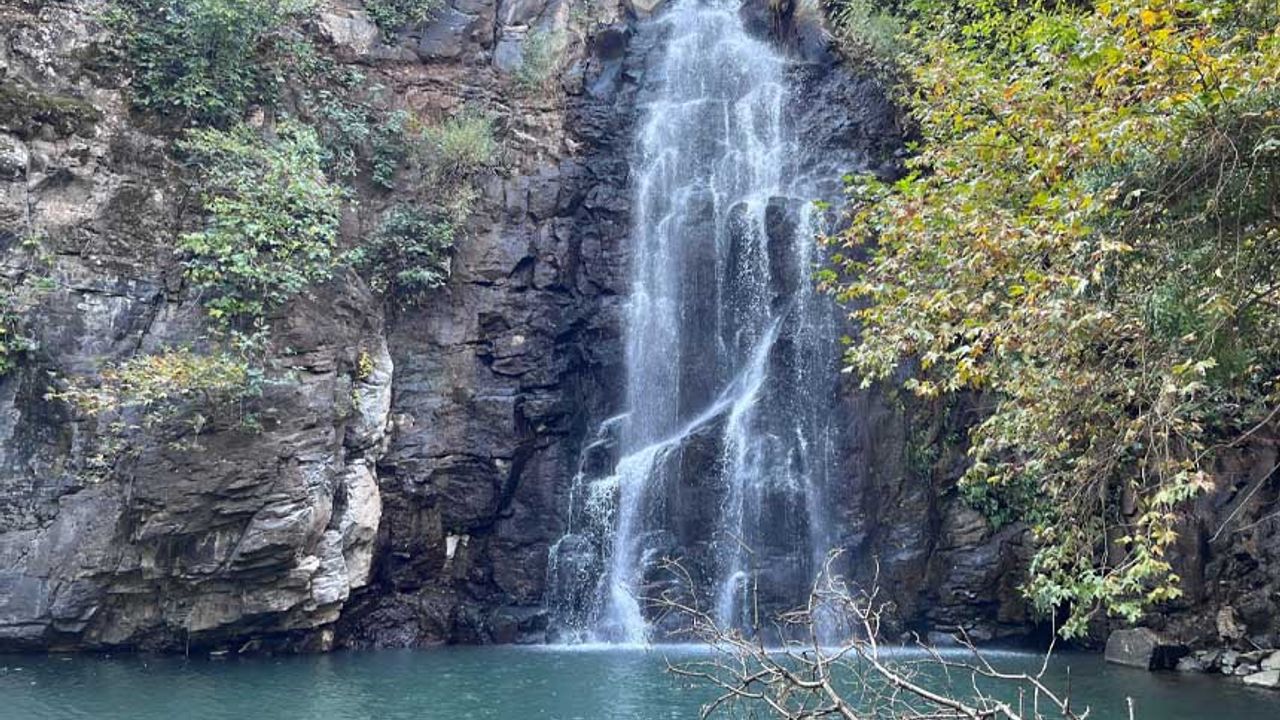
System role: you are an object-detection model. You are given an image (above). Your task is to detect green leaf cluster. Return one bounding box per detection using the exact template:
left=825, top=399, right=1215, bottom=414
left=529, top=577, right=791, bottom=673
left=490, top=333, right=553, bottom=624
left=52, top=347, right=251, bottom=419
left=178, top=121, right=343, bottom=325
left=516, top=29, right=568, bottom=92
left=107, top=0, right=313, bottom=127
left=426, top=111, right=499, bottom=177
left=828, top=0, right=1280, bottom=635
left=364, top=0, right=442, bottom=41
left=0, top=291, right=36, bottom=376
left=350, top=206, right=455, bottom=304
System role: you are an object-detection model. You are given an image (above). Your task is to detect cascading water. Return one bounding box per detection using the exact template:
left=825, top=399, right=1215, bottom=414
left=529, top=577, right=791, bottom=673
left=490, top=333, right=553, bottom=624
left=547, top=0, right=842, bottom=644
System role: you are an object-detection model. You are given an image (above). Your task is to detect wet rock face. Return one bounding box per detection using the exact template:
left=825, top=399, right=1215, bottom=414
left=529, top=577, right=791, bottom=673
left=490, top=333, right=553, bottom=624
left=332, top=3, right=647, bottom=646
left=0, top=0, right=1028, bottom=653
left=0, top=0, right=628, bottom=652
left=822, top=387, right=1039, bottom=643
left=7, top=0, right=1212, bottom=655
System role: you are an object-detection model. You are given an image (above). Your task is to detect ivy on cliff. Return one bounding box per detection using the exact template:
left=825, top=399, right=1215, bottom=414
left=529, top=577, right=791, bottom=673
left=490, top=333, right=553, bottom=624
left=827, top=0, right=1280, bottom=635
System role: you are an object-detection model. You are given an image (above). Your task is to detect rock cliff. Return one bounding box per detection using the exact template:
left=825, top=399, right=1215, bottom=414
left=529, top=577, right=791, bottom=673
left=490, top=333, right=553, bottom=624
left=2, top=0, right=1273, bottom=655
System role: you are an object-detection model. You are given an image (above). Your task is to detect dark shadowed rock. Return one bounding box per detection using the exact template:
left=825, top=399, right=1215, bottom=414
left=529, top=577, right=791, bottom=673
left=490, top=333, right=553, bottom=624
left=415, top=8, right=478, bottom=60
left=1105, top=628, right=1189, bottom=670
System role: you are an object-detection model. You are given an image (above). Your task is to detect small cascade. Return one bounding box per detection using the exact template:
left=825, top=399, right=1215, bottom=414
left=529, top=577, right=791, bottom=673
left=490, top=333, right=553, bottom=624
left=546, top=0, right=843, bottom=644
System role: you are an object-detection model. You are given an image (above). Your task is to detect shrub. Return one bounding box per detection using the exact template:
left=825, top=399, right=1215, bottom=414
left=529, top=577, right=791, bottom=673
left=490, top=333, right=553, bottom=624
left=107, top=0, right=309, bottom=126
left=830, top=0, right=906, bottom=69
left=371, top=108, right=496, bottom=188
left=48, top=346, right=256, bottom=480
left=365, top=0, right=442, bottom=41
left=350, top=205, right=455, bottom=303
left=371, top=110, right=413, bottom=189
left=285, top=41, right=387, bottom=180
left=425, top=111, right=497, bottom=177
left=0, top=292, right=36, bottom=376
left=53, top=347, right=251, bottom=419
left=516, top=29, right=567, bottom=92
left=178, top=121, right=343, bottom=325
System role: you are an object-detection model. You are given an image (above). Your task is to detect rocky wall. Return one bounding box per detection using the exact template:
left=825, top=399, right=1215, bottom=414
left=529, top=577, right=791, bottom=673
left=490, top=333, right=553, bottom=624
left=11, top=0, right=1267, bottom=657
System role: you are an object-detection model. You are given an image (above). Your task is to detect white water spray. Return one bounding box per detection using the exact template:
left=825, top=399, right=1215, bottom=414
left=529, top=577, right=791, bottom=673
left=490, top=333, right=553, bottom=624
left=547, top=0, right=840, bottom=644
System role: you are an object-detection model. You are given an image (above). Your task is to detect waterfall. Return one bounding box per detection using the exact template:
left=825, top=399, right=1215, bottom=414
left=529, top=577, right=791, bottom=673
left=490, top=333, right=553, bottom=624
left=547, top=0, right=841, bottom=644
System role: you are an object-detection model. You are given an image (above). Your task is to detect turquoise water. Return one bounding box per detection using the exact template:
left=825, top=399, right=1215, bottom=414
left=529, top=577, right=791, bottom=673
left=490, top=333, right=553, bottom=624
left=3, top=646, right=1278, bottom=719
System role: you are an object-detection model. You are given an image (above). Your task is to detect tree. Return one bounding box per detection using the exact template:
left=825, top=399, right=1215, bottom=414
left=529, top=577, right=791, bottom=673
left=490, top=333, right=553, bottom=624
left=825, top=0, right=1280, bottom=634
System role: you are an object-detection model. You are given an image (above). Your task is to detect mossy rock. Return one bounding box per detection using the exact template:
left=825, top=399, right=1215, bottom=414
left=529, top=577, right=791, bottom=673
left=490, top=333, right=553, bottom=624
left=0, top=78, right=102, bottom=140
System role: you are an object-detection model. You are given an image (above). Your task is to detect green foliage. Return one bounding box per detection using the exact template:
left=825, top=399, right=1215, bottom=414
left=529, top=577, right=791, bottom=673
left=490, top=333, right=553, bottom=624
left=50, top=345, right=257, bottom=477
left=516, top=29, right=567, bottom=91
left=367, top=107, right=496, bottom=189
left=179, top=121, right=343, bottom=325
left=283, top=37, right=394, bottom=181
left=0, top=236, right=57, bottom=377
left=306, top=76, right=375, bottom=179
left=830, top=0, right=907, bottom=69
left=372, top=110, right=413, bottom=189
left=350, top=205, right=455, bottom=303
left=827, top=0, right=1280, bottom=635
left=52, top=347, right=251, bottom=419
left=425, top=111, right=498, bottom=177
left=368, top=105, right=496, bottom=192
left=0, top=291, right=36, bottom=376
left=364, top=0, right=442, bottom=40
left=107, top=0, right=310, bottom=126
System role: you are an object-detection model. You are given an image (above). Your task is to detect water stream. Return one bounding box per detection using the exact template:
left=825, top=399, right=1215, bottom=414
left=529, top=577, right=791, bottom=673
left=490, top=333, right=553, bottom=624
left=548, top=0, right=840, bottom=644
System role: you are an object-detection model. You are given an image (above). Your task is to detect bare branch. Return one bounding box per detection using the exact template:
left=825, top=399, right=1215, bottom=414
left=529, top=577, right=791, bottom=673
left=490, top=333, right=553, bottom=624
left=654, top=551, right=1095, bottom=720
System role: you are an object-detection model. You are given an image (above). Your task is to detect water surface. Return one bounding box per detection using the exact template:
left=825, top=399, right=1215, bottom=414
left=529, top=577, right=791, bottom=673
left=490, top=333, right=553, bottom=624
left=4, top=646, right=1278, bottom=719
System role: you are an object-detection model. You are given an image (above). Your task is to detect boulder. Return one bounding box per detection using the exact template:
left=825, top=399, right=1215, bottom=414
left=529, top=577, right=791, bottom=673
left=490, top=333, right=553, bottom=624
left=1242, top=670, right=1280, bottom=689
left=1175, top=655, right=1208, bottom=673
left=1104, top=628, right=1189, bottom=670
left=415, top=8, right=478, bottom=60
left=498, top=0, right=549, bottom=26
left=317, top=11, right=380, bottom=56
left=1194, top=648, right=1222, bottom=666
left=1262, top=650, right=1280, bottom=671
